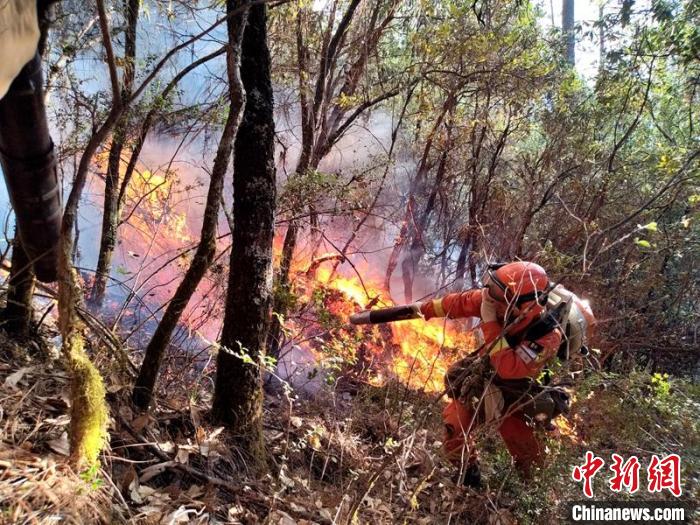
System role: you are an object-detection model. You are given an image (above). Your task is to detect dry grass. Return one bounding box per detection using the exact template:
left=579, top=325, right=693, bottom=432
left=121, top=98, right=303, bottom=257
left=2, top=324, right=696, bottom=524
left=0, top=331, right=118, bottom=524
left=0, top=330, right=545, bottom=524
left=0, top=446, right=111, bottom=524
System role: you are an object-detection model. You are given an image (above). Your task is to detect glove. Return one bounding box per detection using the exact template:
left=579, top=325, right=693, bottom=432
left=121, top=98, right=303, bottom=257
left=420, top=299, right=445, bottom=320
left=420, top=300, right=436, bottom=320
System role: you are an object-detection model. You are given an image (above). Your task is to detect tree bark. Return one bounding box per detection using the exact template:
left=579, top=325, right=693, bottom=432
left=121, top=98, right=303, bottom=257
left=2, top=233, right=35, bottom=336
left=454, top=228, right=473, bottom=290
left=132, top=1, right=249, bottom=411
left=268, top=220, right=297, bottom=358
left=211, top=1, right=275, bottom=468
left=90, top=0, right=140, bottom=307
left=401, top=117, right=453, bottom=301
left=562, top=0, right=575, bottom=66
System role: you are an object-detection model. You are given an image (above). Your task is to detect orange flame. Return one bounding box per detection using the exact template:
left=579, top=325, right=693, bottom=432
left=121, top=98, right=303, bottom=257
left=93, top=149, right=477, bottom=387
left=306, top=264, right=477, bottom=393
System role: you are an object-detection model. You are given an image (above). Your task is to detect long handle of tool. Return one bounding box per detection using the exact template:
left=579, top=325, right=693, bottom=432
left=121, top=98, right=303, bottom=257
left=349, top=303, right=423, bottom=325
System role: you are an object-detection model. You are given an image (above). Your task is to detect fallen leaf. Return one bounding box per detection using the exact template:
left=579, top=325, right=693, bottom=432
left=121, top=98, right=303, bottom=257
left=308, top=433, right=322, bottom=451
left=175, top=447, right=189, bottom=464
left=190, top=405, right=201, bottom=428
left=4, top=367, right=32, bottom=389
left=119, top=466, right=137, bottom=495
left=265, top=510, right=296, bottom=525
left=44, top=415, right=70, bottom=426
left=47, top=432, right=69, bottom=456
left=279, top=468, right=294, bottom=488
left=159, top=441, right=175, bottom=453
left=139, top=461, right=176, bottom=483
left=129, top=476, right=143, bottom=504
left=136, top=505, right=162, bottom=518
left=132, top=414, right=150, bottom=433
left=185, top=485, right=204, bottom=498
left=209, top=426, right=225, bottom=440
left=138, top=485, right=157, bottom=499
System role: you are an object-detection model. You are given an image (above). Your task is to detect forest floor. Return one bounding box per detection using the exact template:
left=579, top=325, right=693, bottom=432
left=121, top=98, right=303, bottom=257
left=1, top=323, right=699, bottom=525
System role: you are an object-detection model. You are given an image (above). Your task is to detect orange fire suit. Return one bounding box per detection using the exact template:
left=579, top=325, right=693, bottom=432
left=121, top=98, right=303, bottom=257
left=421, top=289, right=562, bottom=474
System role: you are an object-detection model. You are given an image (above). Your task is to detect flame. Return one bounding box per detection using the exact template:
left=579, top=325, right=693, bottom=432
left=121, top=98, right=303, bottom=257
left=91, top=148, right=477, bottom=388
left=302, top=262, right=477, bottom=393
left=91, top=147, right=225, bottom=340
left=125, top=170, right=193, bottom=247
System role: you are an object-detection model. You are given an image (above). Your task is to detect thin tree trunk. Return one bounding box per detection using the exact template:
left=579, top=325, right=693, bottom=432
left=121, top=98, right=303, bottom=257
left=383, top=99, right=452, bottom=295
left=2, top=233, right=35, bottom=336
left=211, top=1, right=275, bottom=468
left=384, top=212, right=410, bottom=294
left=268, top=220, right=297, bottom=358
left=401, top=120, right=452, bottom=301
left=598, top=3, right=605, bottom=72
left=454, top=229, right=472, bottom=290
left=91, top=0, right=140, bottom=307
left=132, top=2, right=249, bottom=411
left=562, top=0, right=575, bottom=66
left=401, top=151, right=447, bottom=302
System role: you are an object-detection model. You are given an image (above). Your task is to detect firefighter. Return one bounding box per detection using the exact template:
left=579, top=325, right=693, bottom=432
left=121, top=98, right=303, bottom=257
left=420, top=261, right=575, bottom=487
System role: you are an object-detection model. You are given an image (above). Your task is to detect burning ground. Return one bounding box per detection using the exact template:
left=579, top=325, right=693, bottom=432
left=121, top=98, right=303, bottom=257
left=275, top=260, right=477, bottom=395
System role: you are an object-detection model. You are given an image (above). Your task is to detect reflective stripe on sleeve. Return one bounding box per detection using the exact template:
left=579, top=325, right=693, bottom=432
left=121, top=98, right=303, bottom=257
left=489, top=337, right=510, bottom=355
left=515, top=343, right=538, bottom=363
left=432, top=299, right=446, bottom=317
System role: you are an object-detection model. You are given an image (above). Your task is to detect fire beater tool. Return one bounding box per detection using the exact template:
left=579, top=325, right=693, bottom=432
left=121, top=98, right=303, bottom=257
left=349, top=303, right=423, bottom=325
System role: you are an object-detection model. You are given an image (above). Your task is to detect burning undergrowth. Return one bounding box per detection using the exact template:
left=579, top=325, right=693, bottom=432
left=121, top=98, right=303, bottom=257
left=276, top=259, right=478, bottom=396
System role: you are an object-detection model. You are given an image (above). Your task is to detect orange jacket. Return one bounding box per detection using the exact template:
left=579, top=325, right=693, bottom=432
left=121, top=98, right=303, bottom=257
left=421, top=289, right=561, bottom=380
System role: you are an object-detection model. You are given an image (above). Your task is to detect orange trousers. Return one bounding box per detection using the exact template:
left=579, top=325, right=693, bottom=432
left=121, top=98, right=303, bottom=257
left=443, top=398, right=543, bottom=475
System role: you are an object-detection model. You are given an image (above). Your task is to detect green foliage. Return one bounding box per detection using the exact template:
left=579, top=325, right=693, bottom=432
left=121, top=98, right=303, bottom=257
left=278, top=169, right=345, bottom=213
left=273, top=280, right=299, bottom=315
left=650, top=372, right=671, bottom=400
left=79, top=464, right=104, bottom=490
left=482, top=369, right=700, bottom=522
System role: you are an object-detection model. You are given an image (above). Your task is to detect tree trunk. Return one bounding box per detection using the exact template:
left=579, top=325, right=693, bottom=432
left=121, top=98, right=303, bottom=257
left=401, top=127, right=451, bottom=301
left=211, top=1, right=275, bottom=468
left=562, top=0, right=575, bottom=66
left=383, top=99, right=452, bottom=296
left=268, top=220, right=297, bottom=358
left=132, top=2, right=249, bottom=411
left=0, top=53, right=61, bottom=283
left=598, top=3, right=605, bottom=72
left=90, top=0, right=140, bottom=307
left=454, top=229, right=472, bottom=290
left=2, top=233, right=35, bottom=336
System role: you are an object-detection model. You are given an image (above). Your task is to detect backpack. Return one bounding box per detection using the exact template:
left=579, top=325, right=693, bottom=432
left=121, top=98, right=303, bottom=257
left=546, top=285, right=594, bottom=361
left=512, top=284, right=594, bottom=361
